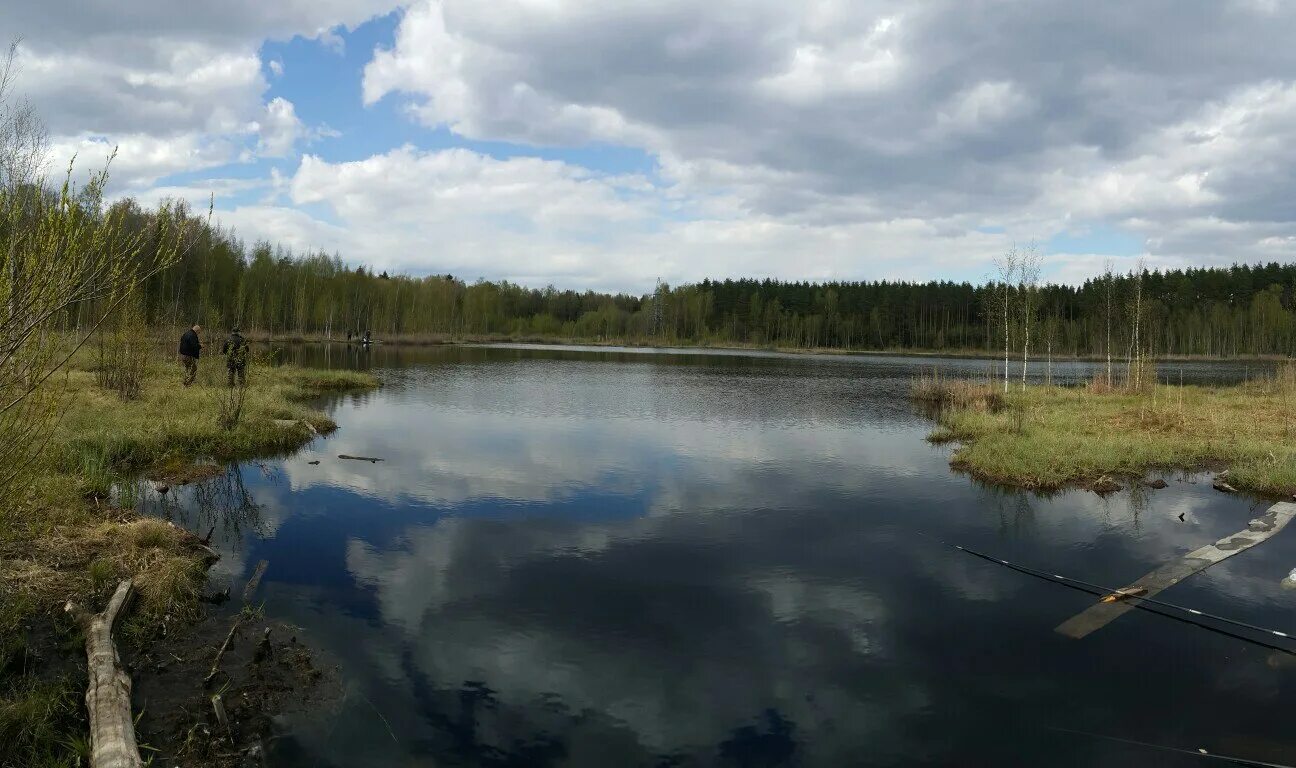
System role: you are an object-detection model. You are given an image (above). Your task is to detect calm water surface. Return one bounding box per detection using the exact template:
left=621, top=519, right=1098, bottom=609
left=145, top=345, right=1296, bottom=767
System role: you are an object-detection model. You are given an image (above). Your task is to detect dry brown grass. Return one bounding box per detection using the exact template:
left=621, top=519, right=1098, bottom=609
left=910, top=371, right=1003, bottom=411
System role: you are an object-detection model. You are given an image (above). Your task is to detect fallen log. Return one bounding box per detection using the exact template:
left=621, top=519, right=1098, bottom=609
left=65, top=578, right=142, bottom=768
left=338, top=454, right=384, bottom=463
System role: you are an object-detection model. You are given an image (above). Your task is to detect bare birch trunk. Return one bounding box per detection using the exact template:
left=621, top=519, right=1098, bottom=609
left=1131, top=262, right=1144, bottom=390
left=1104, top=261, right=1114, bottom=387
left=1021, top=296, right=1030, bottom=392
left=1003, top=295, right=1010, bottom=395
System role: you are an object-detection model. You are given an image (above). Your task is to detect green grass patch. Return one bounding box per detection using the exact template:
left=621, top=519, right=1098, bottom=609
left=279, top=367, right=380, bottom=393
left=0, top=677, right=83, bottom=768
left=920, top=376, right=1296, bottom=495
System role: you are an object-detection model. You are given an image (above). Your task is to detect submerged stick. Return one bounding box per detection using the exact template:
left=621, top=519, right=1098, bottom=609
left=338, top=454, right=384, bottom=463
left=243, top=560, right=268, bottom=603
left=205, top=615, right=244, bottom=686
left=207, top=559, right=270, bottom=685
left=65, top=578, right=142, bottom=768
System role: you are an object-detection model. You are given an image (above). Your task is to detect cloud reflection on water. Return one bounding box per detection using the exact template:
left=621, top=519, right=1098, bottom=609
left=147, top=348, right=1296, bottom=766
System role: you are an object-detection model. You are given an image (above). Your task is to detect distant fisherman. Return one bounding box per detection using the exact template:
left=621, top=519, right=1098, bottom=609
left=178, top=323, right=202, bottom=387
left=222, top=326, right=249, bottom=388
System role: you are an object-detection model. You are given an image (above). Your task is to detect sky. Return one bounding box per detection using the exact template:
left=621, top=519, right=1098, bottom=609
left=5, top=0, right=1296, bottom=293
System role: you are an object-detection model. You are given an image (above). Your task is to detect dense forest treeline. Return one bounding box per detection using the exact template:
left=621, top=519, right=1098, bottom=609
left=75, top=197, right=1296, bottom=358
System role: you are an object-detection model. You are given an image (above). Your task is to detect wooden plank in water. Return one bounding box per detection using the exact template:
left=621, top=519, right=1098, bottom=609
left=1056, top=502, right=1296, bottom=639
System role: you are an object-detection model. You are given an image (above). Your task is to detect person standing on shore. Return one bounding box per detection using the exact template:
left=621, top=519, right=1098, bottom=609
left=222, top=326, right=249, bottom=388
left=178, top=324, right=202, bottom=387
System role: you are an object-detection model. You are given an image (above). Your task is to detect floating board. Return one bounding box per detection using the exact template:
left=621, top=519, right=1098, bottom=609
left=1056, top=502, right=1296, bottom=639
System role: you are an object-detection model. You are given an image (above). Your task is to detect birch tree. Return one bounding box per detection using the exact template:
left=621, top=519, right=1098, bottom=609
left=1127, top=257, right=1147, bottom=390
left=1103, top=259, right=1115, bottom=388
left=1017, top=242, right=1043, bottom=391
left=993, top=247, right=1020, bottom=394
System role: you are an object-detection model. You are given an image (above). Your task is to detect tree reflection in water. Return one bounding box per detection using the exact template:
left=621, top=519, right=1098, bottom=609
left=147, top=463, right=270, bottom=544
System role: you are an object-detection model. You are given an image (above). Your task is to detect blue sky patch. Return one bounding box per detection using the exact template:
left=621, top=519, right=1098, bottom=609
left=1045, top=225, right=1144, bottom=257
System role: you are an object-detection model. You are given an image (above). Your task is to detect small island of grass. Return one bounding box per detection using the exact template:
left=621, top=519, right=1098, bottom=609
left=913, top=366, right=1296, bottom=497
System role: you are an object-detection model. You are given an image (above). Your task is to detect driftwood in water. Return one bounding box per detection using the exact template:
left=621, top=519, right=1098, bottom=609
left=338, top=454, right=384, bottom=463
left=243, top=559, right=268, bottom=603
left=208, top=560, right=270, bottom=685
left=65, top=578, right=142, bottom=768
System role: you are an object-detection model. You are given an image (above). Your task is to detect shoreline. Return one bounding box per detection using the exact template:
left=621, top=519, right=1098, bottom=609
left=0, top=355, right=379, bottom=766
left=243, top=330, right=1296, bottom=363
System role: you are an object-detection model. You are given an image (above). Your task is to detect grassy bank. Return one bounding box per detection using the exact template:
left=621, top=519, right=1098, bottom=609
left=0, top=354, right=377, bottom=767
left=916, top=369, right=1296, bottom=496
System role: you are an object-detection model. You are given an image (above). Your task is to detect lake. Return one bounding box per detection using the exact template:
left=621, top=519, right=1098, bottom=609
left=143, top=345, right=1296, bottom=766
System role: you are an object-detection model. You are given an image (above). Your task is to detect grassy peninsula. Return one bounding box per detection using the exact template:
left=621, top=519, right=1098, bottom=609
left=0, top=353, right=377, bottom=767
left=915, top=367, right=1296, bottom=496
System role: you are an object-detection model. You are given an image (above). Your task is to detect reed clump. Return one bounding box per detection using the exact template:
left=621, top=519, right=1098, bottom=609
left=910, top=371, right=1003, bottom=411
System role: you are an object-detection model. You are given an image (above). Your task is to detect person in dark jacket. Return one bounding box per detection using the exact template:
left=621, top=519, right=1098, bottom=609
left=221, top=327, right=249, bottom=388
left=178, top=324, right=202, bottom=387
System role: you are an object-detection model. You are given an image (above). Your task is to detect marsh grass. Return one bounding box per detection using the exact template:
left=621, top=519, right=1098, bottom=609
left=1, top=352, right=375, bottom=614
left=0, top=348, right=377, bottom=765
left=910, top=370, right=1003, bottom=411
left=0, top=677, right=82, bottom=768
left=51, top=356, right=369, bottom=479
left=923, top=362, right=1296, bottom=494
left=75, top=446, right=115, bottom=500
